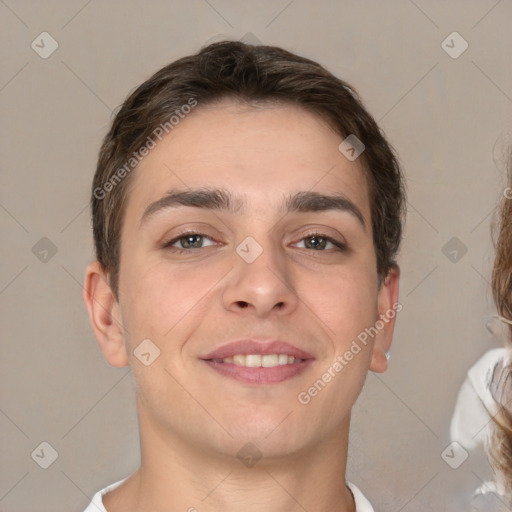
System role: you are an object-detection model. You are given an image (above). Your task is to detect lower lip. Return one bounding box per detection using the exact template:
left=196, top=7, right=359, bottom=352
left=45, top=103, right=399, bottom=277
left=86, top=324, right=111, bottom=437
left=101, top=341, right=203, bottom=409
left=203, top=360, right=313, bottom=384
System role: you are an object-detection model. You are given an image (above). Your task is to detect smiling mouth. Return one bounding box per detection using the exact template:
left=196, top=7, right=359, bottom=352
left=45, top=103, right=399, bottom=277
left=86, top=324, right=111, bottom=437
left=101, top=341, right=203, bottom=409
left=203, top=353, right=312, bottom=384
left=209, top=354, right=303, bottom=368
left=201, top=340, right=314, bottom=384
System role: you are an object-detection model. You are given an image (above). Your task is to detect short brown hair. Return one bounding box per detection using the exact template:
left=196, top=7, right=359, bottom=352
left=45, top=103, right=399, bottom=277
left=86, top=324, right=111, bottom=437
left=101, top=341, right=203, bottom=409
left=91, top=40, right=406, bottom=297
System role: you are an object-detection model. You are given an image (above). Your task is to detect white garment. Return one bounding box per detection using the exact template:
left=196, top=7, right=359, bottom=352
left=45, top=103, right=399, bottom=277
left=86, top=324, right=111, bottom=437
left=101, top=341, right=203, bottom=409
left=450, top=349, right=504, bottom=450
left=347, top=481, right=375, bottom=511
left=84, top=478, right=374, bottom=511
left=450, top=348, right=508, bottom=504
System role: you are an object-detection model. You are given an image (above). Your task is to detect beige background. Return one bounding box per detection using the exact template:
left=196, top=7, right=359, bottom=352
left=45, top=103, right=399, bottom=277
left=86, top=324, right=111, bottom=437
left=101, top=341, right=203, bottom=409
left=1, top=0, right=512, bottom=510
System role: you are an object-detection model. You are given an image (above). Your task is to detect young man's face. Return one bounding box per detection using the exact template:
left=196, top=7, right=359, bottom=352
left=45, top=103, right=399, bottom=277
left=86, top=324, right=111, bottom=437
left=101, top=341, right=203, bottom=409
left=87, top=99, right=398, bottom=460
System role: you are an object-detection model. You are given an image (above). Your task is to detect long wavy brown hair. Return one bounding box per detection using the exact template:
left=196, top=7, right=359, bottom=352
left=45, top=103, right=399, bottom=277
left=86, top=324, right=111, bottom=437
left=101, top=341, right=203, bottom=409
left=489, top=148, right=512, bottom=502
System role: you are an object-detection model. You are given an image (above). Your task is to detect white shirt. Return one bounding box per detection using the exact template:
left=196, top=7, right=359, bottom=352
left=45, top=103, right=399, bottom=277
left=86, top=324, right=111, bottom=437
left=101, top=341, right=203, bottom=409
left=450, top=348, right=509, bottom=503
left=83, top=478, right=374, bottom=511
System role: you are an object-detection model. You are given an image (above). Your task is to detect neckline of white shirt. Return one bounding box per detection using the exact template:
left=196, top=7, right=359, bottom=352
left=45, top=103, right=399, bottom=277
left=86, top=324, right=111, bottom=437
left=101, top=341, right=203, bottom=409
left=84, top=478, right=375, bottom=511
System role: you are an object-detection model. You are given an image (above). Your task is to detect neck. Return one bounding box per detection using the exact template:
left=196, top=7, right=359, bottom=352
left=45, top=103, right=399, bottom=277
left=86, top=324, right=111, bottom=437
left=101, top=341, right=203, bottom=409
left=104, top=410, right=356, bottom=512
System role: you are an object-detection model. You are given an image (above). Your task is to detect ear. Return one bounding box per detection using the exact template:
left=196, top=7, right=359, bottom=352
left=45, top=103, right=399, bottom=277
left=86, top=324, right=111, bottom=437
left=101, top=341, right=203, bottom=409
left=82, top=261, right=129, bottom=367
left=369, top=265, right=400, bottom=373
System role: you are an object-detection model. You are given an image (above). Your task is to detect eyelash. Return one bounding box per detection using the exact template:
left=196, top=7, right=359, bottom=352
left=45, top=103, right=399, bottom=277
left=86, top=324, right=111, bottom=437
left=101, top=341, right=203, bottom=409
left=297, top=232, right=347, bottom=251
left=162, top=231, right=347, bottom=254
left=161, top=231, right=214, bottom=254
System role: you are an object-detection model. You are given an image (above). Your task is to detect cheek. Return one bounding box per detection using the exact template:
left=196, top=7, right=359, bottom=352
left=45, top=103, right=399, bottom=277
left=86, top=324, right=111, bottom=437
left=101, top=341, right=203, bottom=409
left=300, top=273, right=377, bottom=416
left=305, top=262, right=378, bottom=341
left=117, top=256, right=172, bottom=354
left=120, top=256, right=221, bottom=345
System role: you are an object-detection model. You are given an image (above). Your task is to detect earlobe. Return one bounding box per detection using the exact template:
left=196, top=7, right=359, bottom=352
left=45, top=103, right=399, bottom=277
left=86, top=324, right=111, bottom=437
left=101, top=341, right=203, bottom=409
left=369, top=265, right=400, bottom=373
left=82, top=262, right=129, bottom=368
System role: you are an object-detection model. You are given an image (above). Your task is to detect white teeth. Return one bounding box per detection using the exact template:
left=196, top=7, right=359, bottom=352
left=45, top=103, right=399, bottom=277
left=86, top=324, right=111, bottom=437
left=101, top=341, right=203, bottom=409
left=262, top=354, right=278, bottom=367
left=245, top=354, right=262, bottom=367
left=233, top=354, right=245, bottom=366
left=222, top=354, right=297, bottom=367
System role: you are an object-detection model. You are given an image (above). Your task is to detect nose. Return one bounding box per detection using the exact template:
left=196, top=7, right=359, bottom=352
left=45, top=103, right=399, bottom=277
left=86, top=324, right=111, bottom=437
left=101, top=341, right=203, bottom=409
left=222, top=238, right=299, bottom=318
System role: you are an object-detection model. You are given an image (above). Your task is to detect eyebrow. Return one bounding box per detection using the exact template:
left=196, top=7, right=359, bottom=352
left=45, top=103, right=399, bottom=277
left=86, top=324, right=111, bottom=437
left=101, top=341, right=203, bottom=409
left=140, top=188, right=243, bottom=226
left=140, top=187, right=366, bottom=229
left=286, top=190, right=365, bottom=229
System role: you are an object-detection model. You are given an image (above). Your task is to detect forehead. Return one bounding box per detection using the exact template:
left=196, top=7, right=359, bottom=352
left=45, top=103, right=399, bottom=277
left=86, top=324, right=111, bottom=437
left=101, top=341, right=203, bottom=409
left=125, top=98, right=370, bottom=220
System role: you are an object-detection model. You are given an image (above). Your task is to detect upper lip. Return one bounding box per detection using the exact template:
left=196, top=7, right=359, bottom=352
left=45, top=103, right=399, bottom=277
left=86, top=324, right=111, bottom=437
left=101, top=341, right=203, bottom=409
left=201, top=339, right=314, bottom=360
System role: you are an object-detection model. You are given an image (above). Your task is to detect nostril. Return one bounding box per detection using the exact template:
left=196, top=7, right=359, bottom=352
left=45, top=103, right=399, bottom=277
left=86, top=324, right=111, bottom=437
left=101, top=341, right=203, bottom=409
left=236, top=301, right=249, bottom=308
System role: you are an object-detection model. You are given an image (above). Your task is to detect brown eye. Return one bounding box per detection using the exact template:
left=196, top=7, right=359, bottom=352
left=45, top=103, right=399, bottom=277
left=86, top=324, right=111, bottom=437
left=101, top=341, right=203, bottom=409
left=304, top=235, right=328, bottom=250
left=178, top=234, right=205, bottom=249
left=292, top=233, right=347, bottom=252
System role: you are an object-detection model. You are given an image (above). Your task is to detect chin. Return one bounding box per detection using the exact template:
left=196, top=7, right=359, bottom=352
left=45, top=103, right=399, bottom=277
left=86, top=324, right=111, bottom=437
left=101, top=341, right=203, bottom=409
left=224, top=415, right=311, bottom=454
